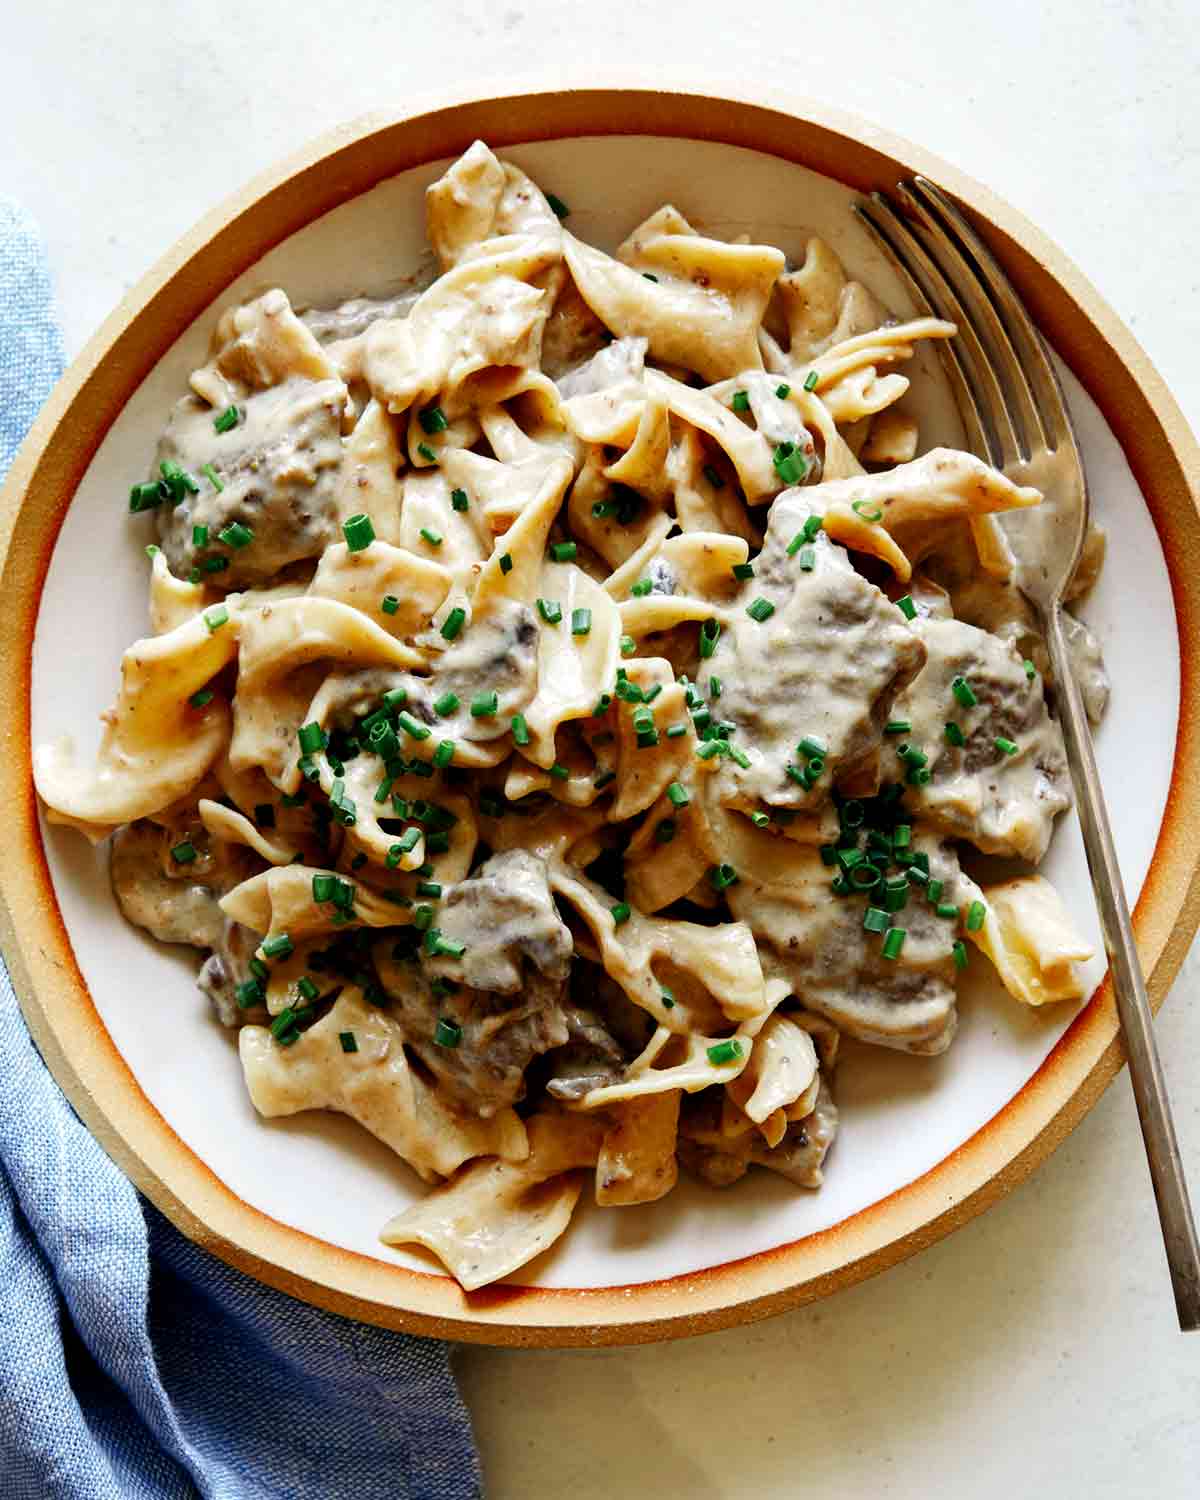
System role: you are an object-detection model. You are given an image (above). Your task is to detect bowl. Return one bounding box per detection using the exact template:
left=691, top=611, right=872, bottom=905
left=3, top=85, right=1199, bottom=1346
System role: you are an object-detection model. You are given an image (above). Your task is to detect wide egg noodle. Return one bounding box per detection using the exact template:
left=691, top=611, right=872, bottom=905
left=240, top=988, right=529, bottom=1185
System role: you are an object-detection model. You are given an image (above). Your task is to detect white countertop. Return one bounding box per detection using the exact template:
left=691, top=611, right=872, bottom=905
left=4, top=3, right=1198, bottom=1494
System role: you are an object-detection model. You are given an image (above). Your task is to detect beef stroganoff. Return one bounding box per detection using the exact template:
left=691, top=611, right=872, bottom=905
left=34, top=142, right=1106, bottom=1289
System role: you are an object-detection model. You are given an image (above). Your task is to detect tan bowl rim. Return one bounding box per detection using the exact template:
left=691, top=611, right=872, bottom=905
left=2, top=83, right=1199, bottom=1347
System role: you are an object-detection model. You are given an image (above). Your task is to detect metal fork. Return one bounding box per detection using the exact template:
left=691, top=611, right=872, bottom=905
left=856, top=178, right=1200, bottom=1331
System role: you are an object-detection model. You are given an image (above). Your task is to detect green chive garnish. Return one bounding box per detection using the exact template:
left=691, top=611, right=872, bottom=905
left=202, top=463, right=224, bottom=492
left=620, top=634, right=636, bottom=657
left=699, top=619, right=721, bottom=658
left=214, top=405, right=241, bottom=433
left=732, top=390, right=750, bottom=413
left=549, top=541, right=577, bottom=563
left=732, top=562, right=754, bottom=581
left=416, top=442, right=438, bottom=464
left=188, top=688, right=214, bottom=709
left=610, top=902, right=631, bottom=926
left=381, top=595, right=400, bottom=615
left=343, top=513, right=375, bottom=551
left=896, top=595, right=916, bottom=620
left=803, top=370, right=819, bottom=392
left=1024, top=659, right=1037, bottom=681
left=451, top=487, right=469, bottom=512
left=129, top=482, right=162, bottom=512
left=966, top=900, right=986, bottom=932
left=511, top=714, right=530, bottom=746
left=397, top=711, right=431, bottom=740
left=546, top=192, right=569, bottom=220
left=499, top=553, right=513, bottom=574
left=434, top=1018, right=463, bottom=1048
left=746, top=597, right=775, bottom=623
left=433, top=739, right=456, bottom=768
left=775, top=383, right=791, bottom=399
left=994, top=737, right=1019, bottom=756
left=863, top=906, right=889, bottom=933
left=851, top=499, right=884, bottom=522
left=203, top=605, right=228, bottom=633
left=708, top=863, right=739, bottom=891
left=951, top=676, right=978, bottom=708
left=470, top=692, right=498, bottom=719
left=440, top=606, right=466, bottom=640
left=420, top=527, right=443, bottom=548
left=191, top=524, right=209, bottom=548
left=218, top=520, right=253, bottom=549
left=706, top=1039, right=743, bottom=1065
left=884, top=720, right=911, bottom=735
left=418, top=404, right=448, bottom=435
left=171, top=840, right=197, bottom=864
left=630, top=578, right=652, bottom=597
left=433, top=691, right=459, bottom=716
left=953, top=940, right=969, bottom=970
left=881, top=927, right=906, bottom=960
left=571, top=608, right=592, bottom=636
left=945, top=722, right=966, bottom=747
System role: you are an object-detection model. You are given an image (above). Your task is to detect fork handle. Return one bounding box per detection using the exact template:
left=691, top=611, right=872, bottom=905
left=1045, top=605, right=1200, bottom=1329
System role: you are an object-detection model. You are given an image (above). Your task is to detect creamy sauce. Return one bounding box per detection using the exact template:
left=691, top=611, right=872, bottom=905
left=374, top=851, right=574, bottom=1116
left=893, top=617, right=1070, bottom=863
left=714, top=496, right=924, bottom=810
left=729, top=832, right=966, bottom=1055
left=679, top=1077, right=838, bottom=1187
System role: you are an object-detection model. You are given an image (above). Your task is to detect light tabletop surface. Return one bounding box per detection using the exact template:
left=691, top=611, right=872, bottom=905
left=5, top=3, right=1199, bottom=1495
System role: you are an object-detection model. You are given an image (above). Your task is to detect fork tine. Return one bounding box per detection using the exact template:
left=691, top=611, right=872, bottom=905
left=852, top=193, right=1020, bottom=471
left=853, top=198, right=998, bottom=467
left=909, top=177, right=1074, bottom=455
left=896, top=181, right=1045, bottom=461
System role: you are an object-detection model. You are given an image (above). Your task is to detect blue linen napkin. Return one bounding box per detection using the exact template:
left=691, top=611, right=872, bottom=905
left=0, top=198, right=483, bottom=1500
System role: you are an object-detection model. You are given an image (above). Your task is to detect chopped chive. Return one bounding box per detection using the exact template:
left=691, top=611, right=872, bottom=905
left=192, top=523, right=209, bottom=547
left=416, top=442, right=438, bottom=464
left=214, top=404, right=241, bottom=433
left=896, top=595, right=916, bottom=620
left=706, top=1039, right=744, bottom=1065
left=217, top=520, right=253, bottom=549
left=667, top=782, right=690, bottom=808
left=775, top=383, right=791, bottom=399
left=549, top=541, right=577, bottom=562
left=434, top=1018, right=463, bottom=1048
left=772, top=442, right=807, bottom=485
left=537, top=597, right=562, bottom=625
left=424, top=925, right=461, bottom=955
left=747, top=597, right=775, bottom=622
left=884, top=720, right=911, bottom=736
left=620, top=634, right=636, bottom=657
left=655, top=818, right=676, bottom=844
left=419, top=526, right=443, bottom=547
left=159, top=459, right=199, bottom=500
left=851, top=499, right=884, bottom=522
left=731, top=562, right=755, bottom=581
left=786, top=532, right=806, bottom=557
left=338, top=1031, right=358, bottom=1054
left=171, top=839, right=197, bottom=864
left=470, top=691, right=498, bottom=719
left=881, top=927, right=907, bottom=960
left=546, top=192, right=569, bottom=220
left=797, top=544, right=815, bottom=571
left=708, top=863, right=739, bottom=891
left=202, top=463, right=224, bottom=493
left=802, top=515, right=824, bottom=543
left=863, top=906, right=890, bottom=934
left=803, top=369, right=819, bottom=392
left=201, top=555, right=228, bottom=574
left=397, top=711, right=431, bottom=740
left=643, top=272, right=659, bottom=282
left=343, top=513, right=375, bottom=551
left=498, top=552, right=513, bottom=575
left=666, top=723, right=686, bottom=738
left=951, top=676, right=978, bottom=708
left=417, top=880, right=443, bottom=898
left=1024, top=659, right=1037, bottom=681
left=893, top=823, right=911, bottom=849
left=235, top=979, right=263, bottom=1008
left=700, top=620, right=722, bottom=659
left=593, top=769, right=616, bottom=789
left=382, top=687, right=408, bottom=711
left=953, top=940, right=969, bottom=971
left=440, top=606, right=466, bottom=640
left=592, top=695, right=612, bottom=717
left=450, top=487, right=469, bottom=512
left=188, top=688, right=214, bottom=709
left=926, top=879, right=944, bottom=904
left=819, top=844, right=838, bottom=867
left=797, top=736, right=826, bottom=760
left=630, top=578, right=653, bottom=597
left=311, top=873, right=337, bottom=902
left=374, top=777, right=393, bottom=805
left=994, top=736, right=1019, bottom=756
left=749, top=810, right=770, bottom=828
left=966, top=900, right=986, bottom=932
left=709, top=676, right=722, bottom=699
left=380, top=595, right=400, bottom=616
left=732, top=390, right=750, bottom=413
left=643, top=684, right=663, bottom=705
left=571, top=607, right=592, bottom=636
left=262, top=932, right=293, bottom=960
left=660, top=988, right=676, bottom=1009
left=610, top=902, right=631, bottom=926
left=433, top=739, right=456, bottom=768
left=434, top=691, right=460, bottom=716
left=945, top=722, right=966, bottom=747
left=936, top=902, right=959, bottom=919
left=728, top=744, right=751, bottom=769
left=548, top=762, right=569, bottom=780
left=418, top=404, right=448, bottom=435
left=203, top=605, right=229, bottom=633
left=702, top=463, right=725, bottom=490
left=413, top=905, right=434, bottom=931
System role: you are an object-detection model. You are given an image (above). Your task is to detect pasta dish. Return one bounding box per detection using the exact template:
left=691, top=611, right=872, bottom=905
left=34, top=143, right=1108, bottom=1289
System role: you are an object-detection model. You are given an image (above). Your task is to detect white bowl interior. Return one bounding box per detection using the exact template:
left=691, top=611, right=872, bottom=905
left=31, top=136, right=1175, bottom=1289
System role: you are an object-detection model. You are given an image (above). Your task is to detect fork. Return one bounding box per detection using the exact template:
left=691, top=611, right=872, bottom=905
left=856, top=178, right=1200, bottom=1331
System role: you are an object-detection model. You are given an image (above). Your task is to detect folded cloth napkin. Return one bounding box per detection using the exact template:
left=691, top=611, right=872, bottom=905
left=0, top=198, right=483, bottom=1500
